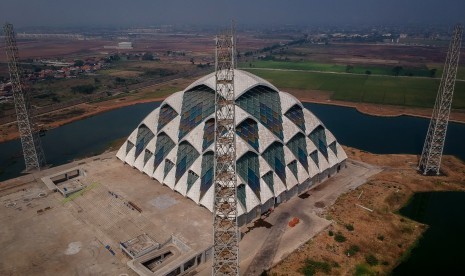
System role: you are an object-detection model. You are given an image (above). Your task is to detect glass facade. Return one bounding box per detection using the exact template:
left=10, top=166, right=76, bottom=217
left=309, top=125, right=328, bottom=158
left=236, top=85, right=283, bottom=140
left=200, top=152, right=214, bottom=200
left=329, top=141, right=338, bottom=155
left=175, top=141, right=200, bottom=183
left=186, top=170, right=199, bottom=193
left=164, top=159, right=174, bottom=179
left=285, top=104, right=306, bottom=132
left=154, top=133, right=175, bottom=170
left=237, top=184, right=246, bottom=209
left=262, top=171, right=274, bottom=193
left=287, top=160, right=298, bottom=179
left=179, top=85, right=215, bottom=140
left=135, top=124, right=154, bottom=158
left=202, top=118, right=215, bottom=152
left=286, top=133, right=309, bottom=172
left=262, top=142, right=286, bottom=184
left=237, top=151, right=261, bottom=200
left=158, top=104, right=178, bottom=132
left=236, top=118, right=259, bottom=151
left=310, top=150, right=319, bottom=168
left=143, top=149, right=152, bottom=165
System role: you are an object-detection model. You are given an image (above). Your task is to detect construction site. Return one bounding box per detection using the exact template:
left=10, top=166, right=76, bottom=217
left=0, top=147, right=381, bottom=275
left=1, top=19, right=464, bottom=275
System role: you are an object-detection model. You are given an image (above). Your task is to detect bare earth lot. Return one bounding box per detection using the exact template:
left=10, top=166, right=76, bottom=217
left=0, top=150, right=381, bottom=276
left=2, top=147, right=463, bottom=276
left=270, top=147, right=465, bottom=275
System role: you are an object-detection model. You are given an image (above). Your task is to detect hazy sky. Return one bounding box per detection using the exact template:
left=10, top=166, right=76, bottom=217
left=1, top=0, right=465, bottom=28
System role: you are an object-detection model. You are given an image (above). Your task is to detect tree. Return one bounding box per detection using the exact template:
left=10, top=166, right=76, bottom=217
left=392, top=66, right=403, bottom=76
left=71, top=84, right=96, bottom=94
left=142, top=53, right=154, bottom=61
left=365, top=70, right=372, bottom=75
left=74, top=60, right=84, bottom=67
left=346, top=65, right=354, bottom=73
left=430, top=68, right=437, bottom=78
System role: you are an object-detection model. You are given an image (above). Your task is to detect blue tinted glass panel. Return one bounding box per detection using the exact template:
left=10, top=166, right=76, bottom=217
left=203, top=118, right=215, bottom=151
left=236, top=85, right=283, bottom=139
left=135, top=124, right=155, bottom=158
left=200, top=152, right=214, bottom=200
left=309, top=125, right=328, bottom=159
left=143, top=149, right=152, bottom=165
left=236, top=118, right=259, bottom=151
left=175, top=141, right=199, bottom=183
left=164, top=159, right=174, bottom=179
left=310, top=150, right=319, bottom=168
left=288, top=160, right=298, bottom=179
left=158, top=104, right=178, bottom=131
left=237, top=152, right=260, bottom=200
left=179, top=85, right=215, bottom=139
left=154, top=133, right=175, bottom=170
left=186, top=170, right=199, bottom=193
left=237, top=184, right=246, bottom=209
left=262, top=171, right=274, bottom=193
left=126, top=141, right=134, bottom=154
left=284, top=104, right=306, bottom=132
left=287, top=133, right=309, bottom=172
left=329, top=142, right=337, bottom=155
left=262, top=142, right=286, bottom=184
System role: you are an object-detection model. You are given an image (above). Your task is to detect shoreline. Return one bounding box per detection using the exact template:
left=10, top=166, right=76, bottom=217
left=296, top=96, right=465, bottom=124
left=271, top=147, right=465, bottom=275
left=1, top=95, right=464, bottom=144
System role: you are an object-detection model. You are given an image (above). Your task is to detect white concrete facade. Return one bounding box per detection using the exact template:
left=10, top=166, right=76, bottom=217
left=116, top=70, right=347, bottom=220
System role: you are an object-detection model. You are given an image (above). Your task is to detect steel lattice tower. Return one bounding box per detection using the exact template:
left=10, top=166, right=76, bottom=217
left=212, top=32, right=239, bottom=275
left=419, top=24, right=463, bottom=175
left=4, top=23, right=46, bottom=171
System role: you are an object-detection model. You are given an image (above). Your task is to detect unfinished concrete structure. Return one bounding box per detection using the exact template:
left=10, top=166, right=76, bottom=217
left=116, top=69, right=347, bottom=226
left=41, top=167, right=86, bottom=197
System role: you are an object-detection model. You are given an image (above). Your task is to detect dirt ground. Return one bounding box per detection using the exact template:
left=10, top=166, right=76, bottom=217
left=270, top=147, right=465, bottom=275
left=290, top=43, right=465, bottom=67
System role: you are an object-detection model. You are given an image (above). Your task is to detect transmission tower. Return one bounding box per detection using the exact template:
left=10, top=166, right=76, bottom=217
left=419, top=24, right=463, bottom=175
left=212, top=31, right=239, bottom=275
left=4, top=22, right=46, bottom=171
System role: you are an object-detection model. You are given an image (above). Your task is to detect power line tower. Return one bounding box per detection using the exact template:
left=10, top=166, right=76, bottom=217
left=419, top=24, right=463, bottom=175
left=3, top=22, right=46, bottom=171
left=212, top=30, right=239, bottom=275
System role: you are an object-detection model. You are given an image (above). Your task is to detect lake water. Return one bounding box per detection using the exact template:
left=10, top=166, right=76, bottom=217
left=303, top=103, right=465, bottom=160
left=0, top=102, right=160, bottom=181
left=1, top=102, right=465, bottom=181
left=392, top=192, right=465, bottom=275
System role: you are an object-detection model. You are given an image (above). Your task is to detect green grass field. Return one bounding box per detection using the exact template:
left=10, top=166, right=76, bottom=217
left=240, top=60, right=434, bottom=77
left=245, top=69, right=465, bottom=109
left=428, top=63, right=465, bottom=80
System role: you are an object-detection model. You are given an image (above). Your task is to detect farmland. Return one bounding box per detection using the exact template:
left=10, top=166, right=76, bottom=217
left=245, top=69, right=465, bottom=109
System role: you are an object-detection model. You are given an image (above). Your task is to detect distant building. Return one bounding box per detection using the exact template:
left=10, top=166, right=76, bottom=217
left=104, top=41, right=133, bottom=50
left=118, top=42, right=133, bottom=49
